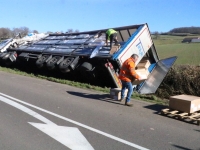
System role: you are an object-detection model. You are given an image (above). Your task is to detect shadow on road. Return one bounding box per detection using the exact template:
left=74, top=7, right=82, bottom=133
left=194, top=129, right=200, bottom=132
left=66, top=91, right=125, bottom=106
left=172, top=144, right=193, bottom=150
left=143, top=104, right=168, bottom=114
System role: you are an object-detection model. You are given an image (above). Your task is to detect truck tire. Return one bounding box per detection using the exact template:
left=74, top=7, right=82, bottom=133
left=79, top=62, right=92, bottom=71
left=79, top=62, right=95, bottom=81
left=46, top=56, right=61, bottom=70
left=59, top=57, right=74, bottom=73
left=36, top=55, right=50, bottom=68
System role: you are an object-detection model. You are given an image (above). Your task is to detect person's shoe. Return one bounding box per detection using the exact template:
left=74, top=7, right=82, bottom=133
left=125, top=102, right=133, bottom=107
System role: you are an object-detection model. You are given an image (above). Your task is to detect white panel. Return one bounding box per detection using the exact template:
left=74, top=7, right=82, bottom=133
left=117, top=25, right=153, bottom=66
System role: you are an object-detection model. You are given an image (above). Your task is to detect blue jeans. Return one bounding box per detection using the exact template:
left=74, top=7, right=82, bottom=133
left=121, top=80, right=133, bottom=103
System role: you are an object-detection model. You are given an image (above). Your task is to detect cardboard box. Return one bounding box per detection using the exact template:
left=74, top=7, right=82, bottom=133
left=132, top=79, right=145, bottom=85
left=110, top=88, right=127, bottom=100
left=169, top=95, right=200, bottom=113
left=137, top=60, right=151, bottom=69
left=132, top=69, right=149, bottom=85
left=135, top=68, right=149, bottom=77
left=110, top=45, right=120, bottom=54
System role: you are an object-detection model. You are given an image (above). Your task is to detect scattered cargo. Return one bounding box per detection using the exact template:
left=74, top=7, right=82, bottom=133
left=161, top=95, right=200, bottom=125
left=110, top=88, right=128, bottom=101
left=169, top=95, right=200, bottom=113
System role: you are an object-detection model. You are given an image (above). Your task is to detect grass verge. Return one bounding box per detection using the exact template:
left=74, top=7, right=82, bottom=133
left=0, top=66, right=167, bottom=105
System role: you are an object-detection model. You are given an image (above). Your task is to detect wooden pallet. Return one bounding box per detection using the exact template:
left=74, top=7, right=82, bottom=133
left=160, top=108, right=200, bottom=126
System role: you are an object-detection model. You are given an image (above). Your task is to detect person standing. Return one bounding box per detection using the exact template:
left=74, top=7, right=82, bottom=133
left=118, top=54, right=141, bottom=107
left=105, top=29, right=119, bottom=49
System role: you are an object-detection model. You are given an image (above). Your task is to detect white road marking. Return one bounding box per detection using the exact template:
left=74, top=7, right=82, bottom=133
left=0, top=96, right=54, bottom=125
left=0, top=95, right=94, bottom=150
left=0, top=92, right=149, bottom=150
left=29, top=123, right=94, bottom=150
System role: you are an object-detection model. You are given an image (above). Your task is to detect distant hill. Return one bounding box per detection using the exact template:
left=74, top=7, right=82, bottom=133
left=169, top=27, right=200, bottom=34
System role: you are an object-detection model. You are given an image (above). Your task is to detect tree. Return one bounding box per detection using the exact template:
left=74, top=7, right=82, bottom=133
left=12, top=28, right=21, bottom=36
left=20, top=27, right=30, bottom=36
left=0, top=28, right=12, bottom=39
left=12, top=27, right=30, bottom=37
left=33, top=30, right=39, bottom=34
left=153, top=31, right=160, bottom=39
left=169, top=27, right=200, bottom=34
left=67, top=29, right=73, bottom=33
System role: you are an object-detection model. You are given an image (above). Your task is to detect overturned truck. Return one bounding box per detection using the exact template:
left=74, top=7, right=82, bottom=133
left=0, top=23, right=177, bottom=94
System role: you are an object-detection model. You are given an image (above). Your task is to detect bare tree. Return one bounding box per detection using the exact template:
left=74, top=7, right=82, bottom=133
left=67, top=29, right=73, bottom=33
left=12, top=27, right=30, bottom=37
left=33, top=30, right=39, bottom=34
left=0, top=28, right=12, bottom=39
left=20, top=27, right=30, bottom=36
left=12, top=28, right=22, bottom=37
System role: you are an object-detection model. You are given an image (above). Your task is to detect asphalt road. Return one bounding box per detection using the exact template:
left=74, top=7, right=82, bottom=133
left=0, top=71, right=200, bottom=150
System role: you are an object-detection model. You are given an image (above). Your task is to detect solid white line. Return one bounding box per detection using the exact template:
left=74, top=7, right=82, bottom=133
left=0, top=92, right=149, bottom=150
left=0, top=95, right=55, bottom=125
left=0, top=95, right=94, bottom=149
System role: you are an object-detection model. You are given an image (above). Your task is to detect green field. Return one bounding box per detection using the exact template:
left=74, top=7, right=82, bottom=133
left=153, top=35, right=200, bottom=65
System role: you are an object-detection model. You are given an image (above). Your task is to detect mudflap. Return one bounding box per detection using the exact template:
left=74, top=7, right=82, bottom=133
left=9, top=52, right=17, bottom=62
left=105, top=62, right=122, bottom=88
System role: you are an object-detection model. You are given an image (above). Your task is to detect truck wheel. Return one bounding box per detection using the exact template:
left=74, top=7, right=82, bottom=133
left=79, top=62, right=95, bottom=81
left=59, top=57, right=74, bottom=73
left=36, top=55, right=50, bottom=68
left=46, top=56, right=61, bottom=70
left=79, top=62, right=92, bottom=71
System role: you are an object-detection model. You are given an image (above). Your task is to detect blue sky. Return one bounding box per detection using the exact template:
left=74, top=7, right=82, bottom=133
left=0, top=0, right=199, bottom=33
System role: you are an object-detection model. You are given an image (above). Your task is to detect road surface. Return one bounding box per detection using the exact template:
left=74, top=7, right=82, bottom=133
left=0, top=71, right=199, bottom=150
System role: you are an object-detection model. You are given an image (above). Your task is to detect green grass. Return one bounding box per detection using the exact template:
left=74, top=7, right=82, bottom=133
left=0, top=66, right=110, bottom=93
left=0, top=65, right=167, bottom=105
left=153, top=35, right=200, bottom=65
left=156, top=43, right=200, bottom=65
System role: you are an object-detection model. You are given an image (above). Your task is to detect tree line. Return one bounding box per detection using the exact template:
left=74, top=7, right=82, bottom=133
left=0, top=27, right=39, bottom=39
left=0, top=26, right=80, bottom=39
left=169, top=27, right=200, bottom=34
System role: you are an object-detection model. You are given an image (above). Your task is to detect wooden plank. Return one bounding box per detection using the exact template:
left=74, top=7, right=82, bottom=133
left=161, top=109, right=170, bottom=113
left=160, top=108, right=200, bottom=126
left=176, top=113, right=189, bottom=119
left=188, top=113, right=200, bottom=119
left=169, top=110, right=179, bottom=114
left=176, top=112, right=188, bottom=117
